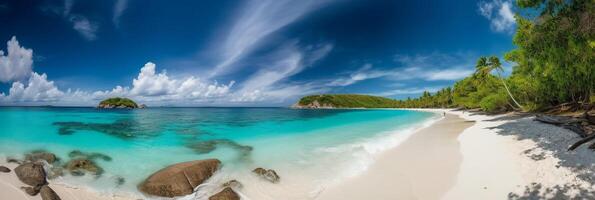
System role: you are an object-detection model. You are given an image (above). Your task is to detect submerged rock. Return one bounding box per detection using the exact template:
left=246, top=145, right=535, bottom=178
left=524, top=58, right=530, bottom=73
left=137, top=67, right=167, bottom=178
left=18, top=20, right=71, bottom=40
left=53, top=119, right=158, bottom=139
left=25, top=150, right=58, bottom=164
left=21, top=186, right=41, bottom=196
left=139, top=159, right=221, bottom=197
left=209, top=187, right=240, bottom=200
left=40, top=185, right=61, bottom=200
left=187, top=139, right=253, bottom=156
left=68, top=150, right=112, bottom=161
left=15, top=163, right=47, bottom=186
left=0, top=165, right=10, bottom=173
left=112, top=175, right=126, bottom=186
left=252, top=167, right=280, bottom=183
left=65, top=159, right=103, bottom=176
left=222, top=180, right=242, bottom=189
left=7, top=157, right=23, bottom=164
left=47, top=167, right=64, bottom=180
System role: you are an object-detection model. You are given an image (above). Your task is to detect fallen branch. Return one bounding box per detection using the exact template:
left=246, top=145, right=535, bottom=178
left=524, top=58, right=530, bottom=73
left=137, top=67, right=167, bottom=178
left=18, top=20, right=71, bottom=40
left=568, top=134, right=595, bottom=151
left=535, top=114, right=581, bottom=125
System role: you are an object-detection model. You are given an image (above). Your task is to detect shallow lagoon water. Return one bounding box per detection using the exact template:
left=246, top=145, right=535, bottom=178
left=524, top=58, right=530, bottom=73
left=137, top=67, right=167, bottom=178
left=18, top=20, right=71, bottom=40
left=0, top=107, right=438, bottom=199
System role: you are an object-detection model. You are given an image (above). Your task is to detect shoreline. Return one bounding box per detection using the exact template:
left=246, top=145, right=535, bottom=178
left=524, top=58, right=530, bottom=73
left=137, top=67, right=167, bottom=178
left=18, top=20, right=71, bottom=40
left=2, top=108, right=594, bottom=199
left=317, top=113, right=472, bottom=199
left=318, top=108, right=595, bottom=199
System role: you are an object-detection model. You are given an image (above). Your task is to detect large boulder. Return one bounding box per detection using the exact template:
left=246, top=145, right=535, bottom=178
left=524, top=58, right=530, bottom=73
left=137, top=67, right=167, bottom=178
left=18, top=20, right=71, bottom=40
left=139, top=159, right=221, bottom=197
left=14, top=163, right=46, bottom=186
left=25, top=151, right=58, bottom=164
left=209, top=187, right=239, bottom=200
left=65, top=159, right=103, bottom=176
left=252, top=167, right=280, bottom=183
left=40, top=185, right=61, bottom=200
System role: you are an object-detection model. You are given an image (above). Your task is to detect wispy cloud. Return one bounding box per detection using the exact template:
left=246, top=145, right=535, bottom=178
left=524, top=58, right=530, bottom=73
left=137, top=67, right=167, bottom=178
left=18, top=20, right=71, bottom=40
left=235, top=41, right=333, bottom=102
left=69, top=15, right=98, bottom=40
left=328, top=52, right=475, bottom=87
left=478, top=0, right=515, bottom=33
left=112, top=0, right=128, bottom=27
left=208, top=0, right=331, bottom=78
left=41, top=0, right=99, bottom=41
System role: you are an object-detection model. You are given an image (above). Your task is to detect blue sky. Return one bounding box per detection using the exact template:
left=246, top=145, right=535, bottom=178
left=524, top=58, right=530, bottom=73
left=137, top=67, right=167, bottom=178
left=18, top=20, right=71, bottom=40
left=0, top=0, right=517, bottom=106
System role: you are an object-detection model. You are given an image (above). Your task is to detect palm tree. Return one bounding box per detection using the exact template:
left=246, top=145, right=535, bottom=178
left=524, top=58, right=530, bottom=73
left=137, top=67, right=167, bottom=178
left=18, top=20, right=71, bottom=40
left=474, top=56, right=523, bottom=110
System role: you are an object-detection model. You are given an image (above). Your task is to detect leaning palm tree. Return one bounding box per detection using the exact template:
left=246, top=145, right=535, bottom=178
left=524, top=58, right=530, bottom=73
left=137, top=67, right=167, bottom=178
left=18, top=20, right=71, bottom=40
left=475, top=56, right=523, bottom=110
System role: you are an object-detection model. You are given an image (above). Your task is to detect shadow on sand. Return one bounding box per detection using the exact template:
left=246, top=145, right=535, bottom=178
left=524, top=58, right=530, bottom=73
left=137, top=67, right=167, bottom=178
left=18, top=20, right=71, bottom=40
left=487, top=116, right=595, bottom=199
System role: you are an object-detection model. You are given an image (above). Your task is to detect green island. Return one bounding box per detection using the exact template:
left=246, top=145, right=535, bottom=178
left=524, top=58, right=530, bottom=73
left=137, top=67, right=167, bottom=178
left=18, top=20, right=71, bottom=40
left=97, top=97, right=142, bottom=109
left=297, top=0, right=594, bottom=113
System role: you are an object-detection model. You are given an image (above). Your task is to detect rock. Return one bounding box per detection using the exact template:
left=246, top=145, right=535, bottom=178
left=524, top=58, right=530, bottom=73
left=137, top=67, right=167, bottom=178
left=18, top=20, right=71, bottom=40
left=209, top=187, right=239, bottom=200
left=252, top=167, right=280, bottom=183
left=222, top=180, right=242, bottom=189
left=65, top=159, right=103, bottom=176
left=139, top=104, right=147, bottom=109
left=47, top=167, right=64, bottom=179
left=25, top=151, right=58, bottom=164
left=7, top=157, right=22, bottom=164
left=138, top=159, right=221, bottom=197
left=14, top=163, right=46, bottom=186
left=21, top=186, right=41, bottom=196
left=0, top=165, right=10, bottom=173
left=40, top=185, right=61, bottom=200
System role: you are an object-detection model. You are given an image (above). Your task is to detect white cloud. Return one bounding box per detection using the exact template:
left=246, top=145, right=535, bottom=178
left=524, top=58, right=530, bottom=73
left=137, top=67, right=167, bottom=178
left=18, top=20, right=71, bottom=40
left=478, top=0, right=515, bottom=32
left=128, top=62, right=235, bottom=100
left=208, top=0, right=331, bottom=77
left=0, top=36, right=33, bottom=83
left=2, top=72, right=64, bottom=102
left=113, top=0, right=128, bottom=27
left=69, top=15, right=98, bottom=40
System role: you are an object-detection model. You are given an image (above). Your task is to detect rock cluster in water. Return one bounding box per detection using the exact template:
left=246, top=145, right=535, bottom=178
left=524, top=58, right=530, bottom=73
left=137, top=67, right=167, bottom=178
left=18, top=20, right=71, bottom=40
left=5, top=149, right=123, bottom=199
left=9, top=151, right=62, bottom=199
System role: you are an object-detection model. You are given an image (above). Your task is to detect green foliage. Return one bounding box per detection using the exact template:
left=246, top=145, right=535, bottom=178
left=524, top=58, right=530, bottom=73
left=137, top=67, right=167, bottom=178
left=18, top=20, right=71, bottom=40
left=507, top=0, right=594, bottom=105
left=99, top=97, right=138, bottom=108
left=480, top=92, right=510, bottom=113
left=298, top=94, right=400, bottom=108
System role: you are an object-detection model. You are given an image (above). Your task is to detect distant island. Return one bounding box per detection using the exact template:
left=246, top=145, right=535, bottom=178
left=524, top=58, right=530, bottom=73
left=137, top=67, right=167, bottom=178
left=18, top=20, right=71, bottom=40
left=97, top=97, right=145, bottom=109
left=293, top=94, right=400, bottom=108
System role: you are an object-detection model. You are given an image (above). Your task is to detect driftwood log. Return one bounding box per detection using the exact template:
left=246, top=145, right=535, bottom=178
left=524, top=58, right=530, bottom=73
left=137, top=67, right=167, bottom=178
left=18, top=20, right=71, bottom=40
left=568, top=134, right=595, bottom=151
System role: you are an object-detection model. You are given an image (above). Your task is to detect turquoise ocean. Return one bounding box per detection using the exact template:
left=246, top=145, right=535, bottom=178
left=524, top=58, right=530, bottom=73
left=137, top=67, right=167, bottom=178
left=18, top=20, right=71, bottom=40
left=0, top=107, right=439, bottom=199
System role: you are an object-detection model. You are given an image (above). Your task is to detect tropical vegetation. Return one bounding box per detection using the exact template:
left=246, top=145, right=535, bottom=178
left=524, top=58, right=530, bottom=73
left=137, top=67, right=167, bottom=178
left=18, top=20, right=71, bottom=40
left=390, top=0, right=594, bottom=113
left=98, top=97, right=138, bottom=108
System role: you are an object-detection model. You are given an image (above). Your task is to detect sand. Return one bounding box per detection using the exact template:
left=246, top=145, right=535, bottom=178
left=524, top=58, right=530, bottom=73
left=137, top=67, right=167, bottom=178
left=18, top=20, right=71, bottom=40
left=317, top=113, right=473, bottom=200
left=319, top=109, right=595, bottom=200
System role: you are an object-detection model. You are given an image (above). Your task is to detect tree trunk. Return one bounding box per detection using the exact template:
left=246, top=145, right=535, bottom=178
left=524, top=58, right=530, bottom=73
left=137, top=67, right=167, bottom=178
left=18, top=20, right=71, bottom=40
left=498, top=72, right=523, bottom=110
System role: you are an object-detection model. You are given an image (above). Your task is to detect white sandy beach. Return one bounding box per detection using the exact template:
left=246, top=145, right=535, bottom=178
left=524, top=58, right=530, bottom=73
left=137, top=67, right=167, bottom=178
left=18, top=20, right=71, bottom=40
left=2, top=109, right=594, bottom=200
left=319, top=109, right=595, bottom=200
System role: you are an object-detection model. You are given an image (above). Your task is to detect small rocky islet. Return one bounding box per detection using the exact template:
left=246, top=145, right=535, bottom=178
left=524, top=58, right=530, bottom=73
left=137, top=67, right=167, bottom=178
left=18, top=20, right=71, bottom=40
left=96, top=97, right=146, bottom=109
left=5, top=148, right=281, bottom=199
